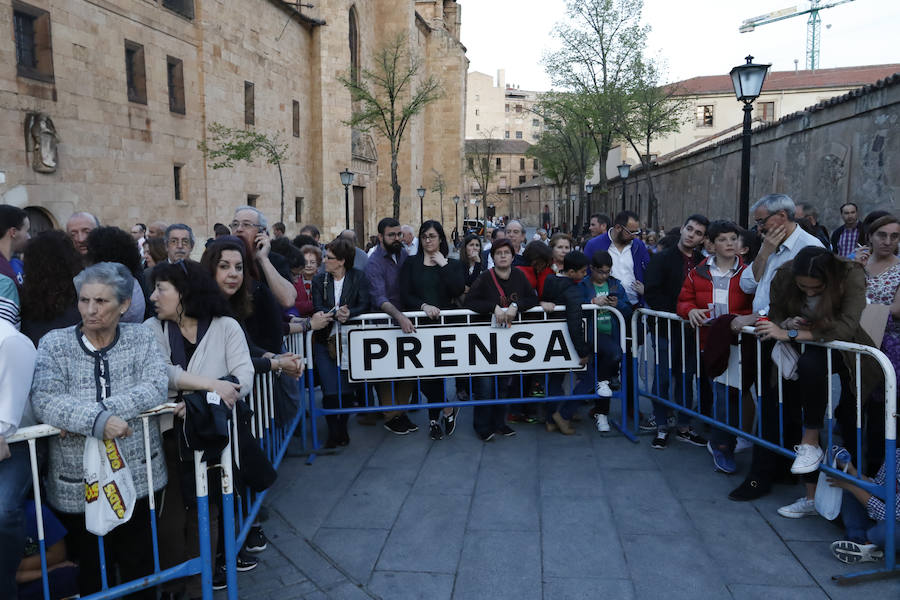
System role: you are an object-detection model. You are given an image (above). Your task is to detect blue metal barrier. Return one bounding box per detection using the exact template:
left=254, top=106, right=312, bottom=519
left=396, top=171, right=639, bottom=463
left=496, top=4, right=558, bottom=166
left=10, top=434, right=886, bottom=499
left=631, top=307, right=898, bottom=584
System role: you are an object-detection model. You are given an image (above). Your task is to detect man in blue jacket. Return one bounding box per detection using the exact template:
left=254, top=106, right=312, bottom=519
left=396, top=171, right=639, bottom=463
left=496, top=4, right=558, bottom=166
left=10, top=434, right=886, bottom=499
left=582, top=211, right=650, bottom=309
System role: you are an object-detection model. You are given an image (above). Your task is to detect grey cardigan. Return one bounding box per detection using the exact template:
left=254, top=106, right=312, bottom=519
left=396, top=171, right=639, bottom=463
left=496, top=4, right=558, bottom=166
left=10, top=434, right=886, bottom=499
left=30, top=323, right=169, bottom=513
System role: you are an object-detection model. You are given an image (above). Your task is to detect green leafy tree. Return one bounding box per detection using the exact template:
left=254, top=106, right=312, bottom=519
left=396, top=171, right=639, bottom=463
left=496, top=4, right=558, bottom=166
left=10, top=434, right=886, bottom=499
left=543, top=0, right=649, bottom=213
left=338, top=32, right=443, bottom=220
left=614, top=58, right=690, bottom=228
left=198, top=123, right=290, bottom=223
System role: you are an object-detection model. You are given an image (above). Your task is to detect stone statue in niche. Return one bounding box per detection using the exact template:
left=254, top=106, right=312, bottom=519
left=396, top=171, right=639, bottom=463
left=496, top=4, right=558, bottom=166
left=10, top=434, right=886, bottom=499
left=24, top=112, right=59, bottom=173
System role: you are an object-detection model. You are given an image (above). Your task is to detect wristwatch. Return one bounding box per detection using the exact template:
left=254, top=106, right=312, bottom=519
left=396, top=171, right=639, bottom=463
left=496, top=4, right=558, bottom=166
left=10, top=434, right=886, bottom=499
left=787, top=329, right=798, bottom=342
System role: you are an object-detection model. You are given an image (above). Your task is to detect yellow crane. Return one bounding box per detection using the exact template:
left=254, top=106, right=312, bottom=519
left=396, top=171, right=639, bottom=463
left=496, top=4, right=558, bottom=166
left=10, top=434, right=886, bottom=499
left=739, top=0, right=856, bottom=71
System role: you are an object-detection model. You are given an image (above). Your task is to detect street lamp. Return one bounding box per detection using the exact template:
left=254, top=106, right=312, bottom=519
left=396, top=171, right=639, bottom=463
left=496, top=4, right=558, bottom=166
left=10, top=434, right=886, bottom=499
left=472, top=197, right=480, bottom=233
left=452, top=195, right=460, bottom=239
left=339, top=168, right=354, bottom=230
left=416, top=186, right=426, bottom=224
left=585, top=183, right=594, bottom=224
left=730, top=55, right=771, bottom=228
left=569, top=193, right=576, bottom=234
left=617, top=162, right=631, bottom=213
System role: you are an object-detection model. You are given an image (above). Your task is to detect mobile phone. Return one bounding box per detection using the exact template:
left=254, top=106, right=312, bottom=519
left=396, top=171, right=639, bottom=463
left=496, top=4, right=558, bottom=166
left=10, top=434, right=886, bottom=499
left=328, top=307, right=338, bottom=315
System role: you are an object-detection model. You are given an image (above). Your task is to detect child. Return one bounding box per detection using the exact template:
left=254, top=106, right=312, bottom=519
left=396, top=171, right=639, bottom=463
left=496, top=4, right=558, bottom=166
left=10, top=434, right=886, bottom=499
left=540, top=251, right=592, bottom=434
left=579, top=250, right=632, bottom=432
left=677, top=220, right=754, bottom=473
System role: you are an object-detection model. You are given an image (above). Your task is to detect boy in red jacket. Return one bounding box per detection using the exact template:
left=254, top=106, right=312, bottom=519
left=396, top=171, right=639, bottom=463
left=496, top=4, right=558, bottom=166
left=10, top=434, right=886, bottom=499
left=677, top=220, right=754, bottom=473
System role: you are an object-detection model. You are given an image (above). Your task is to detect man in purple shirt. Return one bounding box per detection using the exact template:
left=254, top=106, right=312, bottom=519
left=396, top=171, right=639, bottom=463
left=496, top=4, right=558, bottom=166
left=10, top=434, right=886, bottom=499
left=364, top=217, right=418, bottom=435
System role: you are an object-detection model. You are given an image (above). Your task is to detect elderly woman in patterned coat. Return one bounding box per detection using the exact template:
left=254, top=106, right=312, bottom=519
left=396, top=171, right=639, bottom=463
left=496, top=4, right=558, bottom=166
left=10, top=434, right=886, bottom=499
left=30, top=262, right=168, bottom=598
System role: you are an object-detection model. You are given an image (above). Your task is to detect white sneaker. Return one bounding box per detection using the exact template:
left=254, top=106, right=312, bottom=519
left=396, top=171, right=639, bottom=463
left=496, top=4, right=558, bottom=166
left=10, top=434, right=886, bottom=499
left=735, top=437, right=753, bottom=453
left=594, top=413, right=610, bottom=432
left=777, top=496, right=817, bottom=518
left=790, top=444, right=824, bottom=474
left=595, top=380, right=612, bottom=397
left=831, top=540, right=884, bottom=564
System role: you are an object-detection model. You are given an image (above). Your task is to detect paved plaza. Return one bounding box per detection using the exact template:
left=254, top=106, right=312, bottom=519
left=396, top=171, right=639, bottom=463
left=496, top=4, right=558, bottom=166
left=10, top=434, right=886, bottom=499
left=222, top=410, right=897, bottom=599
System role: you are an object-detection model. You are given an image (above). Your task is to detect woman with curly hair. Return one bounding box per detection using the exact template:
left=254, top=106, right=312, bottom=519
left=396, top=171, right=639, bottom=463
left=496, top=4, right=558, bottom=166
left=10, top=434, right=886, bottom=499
left=86, top=225, right=147, bottom=322
left=19, top=231, right=82, bottom=345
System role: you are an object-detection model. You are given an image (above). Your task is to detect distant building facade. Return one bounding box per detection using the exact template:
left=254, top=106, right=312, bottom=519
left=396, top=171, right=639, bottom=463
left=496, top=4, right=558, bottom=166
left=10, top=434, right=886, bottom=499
left=0, top=0, right=468, bottom=243
left=465, top=70, right=544, bottom=144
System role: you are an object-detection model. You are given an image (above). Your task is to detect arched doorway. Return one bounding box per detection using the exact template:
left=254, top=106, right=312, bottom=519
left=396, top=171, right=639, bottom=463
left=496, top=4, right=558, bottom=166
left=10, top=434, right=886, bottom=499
left=24, top=206, right=56, bottom=235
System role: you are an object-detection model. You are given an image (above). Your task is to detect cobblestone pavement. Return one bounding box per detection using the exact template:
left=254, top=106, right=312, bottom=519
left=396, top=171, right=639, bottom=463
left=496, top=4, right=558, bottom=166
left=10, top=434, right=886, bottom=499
left=218, top=408, right=898, bottom=599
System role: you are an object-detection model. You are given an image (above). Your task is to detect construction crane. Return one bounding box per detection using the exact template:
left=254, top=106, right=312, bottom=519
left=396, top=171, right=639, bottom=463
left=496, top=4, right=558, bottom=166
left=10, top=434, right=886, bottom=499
left=739, top=0, right=856, bottom=71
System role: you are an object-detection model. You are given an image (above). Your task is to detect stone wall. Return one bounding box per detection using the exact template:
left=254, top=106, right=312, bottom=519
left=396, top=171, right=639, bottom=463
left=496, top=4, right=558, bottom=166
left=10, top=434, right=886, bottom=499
left=608, top=73, right=900, bottom=231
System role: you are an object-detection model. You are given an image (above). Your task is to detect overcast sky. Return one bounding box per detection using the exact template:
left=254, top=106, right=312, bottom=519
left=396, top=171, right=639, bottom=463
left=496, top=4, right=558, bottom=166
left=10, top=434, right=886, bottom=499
left=458, top=0, right=900, bottom=91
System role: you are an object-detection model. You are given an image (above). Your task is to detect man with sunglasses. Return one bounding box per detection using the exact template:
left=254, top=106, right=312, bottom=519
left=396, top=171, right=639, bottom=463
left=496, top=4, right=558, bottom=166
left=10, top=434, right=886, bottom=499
left=582, top=211, right=650, bottom=309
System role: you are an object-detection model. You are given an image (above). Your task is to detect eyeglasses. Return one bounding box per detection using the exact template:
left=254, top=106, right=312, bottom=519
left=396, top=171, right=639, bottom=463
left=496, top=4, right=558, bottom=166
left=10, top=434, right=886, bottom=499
left=230, top=220, right=261, bottom=231
left=422, top=233, right=440, bottom=241
left=754, top=212, right=777, bottom=228
left=622, top=228, right=642, bottom=236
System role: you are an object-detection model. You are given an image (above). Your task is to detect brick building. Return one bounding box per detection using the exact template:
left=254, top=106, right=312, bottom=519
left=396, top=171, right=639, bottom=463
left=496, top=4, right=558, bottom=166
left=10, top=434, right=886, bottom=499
left=0, top=0, right=468, bottom=243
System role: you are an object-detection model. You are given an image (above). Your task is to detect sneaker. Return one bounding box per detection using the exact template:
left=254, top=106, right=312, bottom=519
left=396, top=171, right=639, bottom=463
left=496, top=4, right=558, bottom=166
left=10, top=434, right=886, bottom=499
left=479, top=431, right=495, bottom=442
left=735, top=437, right=753, bottom=453
left=529, top=382, right=546, bottom=397
left=830, top=540, right=884, bottom=564
left=608, top=376, right=621, bottom=391
left=651, top=430, right=668, bottom=449
left=384, top=415, right=410, bottom=435
left=790, top=444, right=824, bottom=474
left=639, top=414, right=657, bottom=432
left=244, top=525, right=268, bottom=553
left=707, top=442, right=736, bottom=474
left=212, top=565, right=227, bottom=590
left=497, top=425, right=517, bottom=437
left=524, top=414, right=543, bottom=424
left=236, top=551, right=258, bottom=572
left=777, top=496, right=817, bottom=518
left=429, top=421, right=443, bottom=440
left=551, top=411, right=574, bottom=435
left=595, top=380, right=612, bottom=397
left=442, top=408, right=458, bottom=437
left=594, top=413, right=610, bottom=432
left=675, top=428, right=707, bottom=447
left=400, top=413, right=418, bottom=432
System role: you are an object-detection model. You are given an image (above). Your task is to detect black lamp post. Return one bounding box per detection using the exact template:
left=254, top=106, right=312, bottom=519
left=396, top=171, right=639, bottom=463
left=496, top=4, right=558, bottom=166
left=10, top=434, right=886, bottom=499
left=416, top=186, right=426, bottom=224
left=569, top=193, right=576, bottom=233
left=585, top=183, right=594, bottom=223
left=730, top=55, right=771, bottom=228
left=453, top=194, right=460, bottom=238
left=340, top=168, right=354, bottom=230
left=473, top=197, right=480, bottom=233
left=617, top=162, right=631, bottom=213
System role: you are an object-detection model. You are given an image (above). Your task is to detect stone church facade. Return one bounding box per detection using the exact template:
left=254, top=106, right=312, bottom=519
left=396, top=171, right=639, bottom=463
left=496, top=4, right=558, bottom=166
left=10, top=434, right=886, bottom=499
left=0, top=0, right=467, bottom=242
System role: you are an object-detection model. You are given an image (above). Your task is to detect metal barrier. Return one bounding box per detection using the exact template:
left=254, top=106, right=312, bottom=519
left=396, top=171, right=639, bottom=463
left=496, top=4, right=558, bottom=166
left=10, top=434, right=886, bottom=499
left=631, top=307, right=898, bottom=583
left=7, top=332, right=310, bottom=600
left=305, top=305, right=632, bottom=450
left=7, top=404, right=218, bottom=600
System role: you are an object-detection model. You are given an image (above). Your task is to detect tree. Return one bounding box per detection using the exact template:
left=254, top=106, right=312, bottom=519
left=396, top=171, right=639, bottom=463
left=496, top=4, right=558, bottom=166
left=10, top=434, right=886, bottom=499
left=199, top=123, right=290, bottom=223
left=543, top=0, right=649, bottom=213
left=465, top=128, right=500, bottom=210
left=614, top=58, right=690, bottom=228
left=338, top=32, right=443, bottom=220
left=430, top=169, right=446, bottom=224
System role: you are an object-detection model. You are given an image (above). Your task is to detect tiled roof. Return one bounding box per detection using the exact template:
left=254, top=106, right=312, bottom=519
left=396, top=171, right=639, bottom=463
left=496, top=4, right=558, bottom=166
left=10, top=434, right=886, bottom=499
left=465, top=139, right=533, bottom=154
left=670, top=63, right=900, bottom=96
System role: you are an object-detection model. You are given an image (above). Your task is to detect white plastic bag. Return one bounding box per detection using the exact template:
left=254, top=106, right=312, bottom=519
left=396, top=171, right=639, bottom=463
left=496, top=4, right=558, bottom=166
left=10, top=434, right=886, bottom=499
left=814, top=456, right=847, bottom=521
left=83, top=437, right=137, bottom=535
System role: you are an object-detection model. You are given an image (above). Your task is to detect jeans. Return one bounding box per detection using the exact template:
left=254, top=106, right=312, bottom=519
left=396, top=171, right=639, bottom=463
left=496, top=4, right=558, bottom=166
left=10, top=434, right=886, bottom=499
left=651, top=334, right=693, bottom=429
left=841, top=490, right=900, bottom=551
left=706, top=382, right=740, bottom=451
left=0, top=441, right=32, bottom=599
left=471, top=375, right=509, bottom=437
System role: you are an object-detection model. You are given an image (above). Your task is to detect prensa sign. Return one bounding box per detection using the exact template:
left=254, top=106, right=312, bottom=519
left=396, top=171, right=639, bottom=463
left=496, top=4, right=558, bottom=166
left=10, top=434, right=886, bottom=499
left=345, top=320, right=586, bottom=382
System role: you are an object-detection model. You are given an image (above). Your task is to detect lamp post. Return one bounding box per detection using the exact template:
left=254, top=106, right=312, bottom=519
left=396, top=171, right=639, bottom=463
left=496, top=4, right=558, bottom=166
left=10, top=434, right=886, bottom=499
left=569, top=193, right=576, bottom=234
left=339, top=168, right=354, bottom=230
left=617, top=162, right=631, bottom=213
left=416, top=186, right=426, bottom=224
left=585, top=183, right=594, bottom=224
left=453, top=195, right=460, bottom=238
left=730, top=55, right=771, bottom=228
left=473, top=197, right=480, bottom=234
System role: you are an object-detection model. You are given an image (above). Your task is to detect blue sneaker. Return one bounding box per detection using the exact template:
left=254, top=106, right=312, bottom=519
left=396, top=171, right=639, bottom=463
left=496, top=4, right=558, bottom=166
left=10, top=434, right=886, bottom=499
left=707, top=442, right=736, bottom=474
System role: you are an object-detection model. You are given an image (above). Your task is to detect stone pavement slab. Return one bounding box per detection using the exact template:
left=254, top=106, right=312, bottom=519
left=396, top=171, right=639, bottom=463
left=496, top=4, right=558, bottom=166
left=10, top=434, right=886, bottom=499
left=223, top=408, right=898, bottom=599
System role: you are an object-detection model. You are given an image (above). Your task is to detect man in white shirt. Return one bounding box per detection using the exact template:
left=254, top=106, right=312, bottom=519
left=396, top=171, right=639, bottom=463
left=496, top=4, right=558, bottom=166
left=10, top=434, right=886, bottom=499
left=0, top=319, right=38, bottom=598
left=401, top=225, right=418, bottom=256
left=729, top=193, right=824, bottom=503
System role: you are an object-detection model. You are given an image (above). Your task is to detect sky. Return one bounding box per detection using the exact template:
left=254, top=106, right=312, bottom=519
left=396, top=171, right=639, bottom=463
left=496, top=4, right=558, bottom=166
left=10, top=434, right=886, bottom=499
left=457, top=0, right=900, bottom=91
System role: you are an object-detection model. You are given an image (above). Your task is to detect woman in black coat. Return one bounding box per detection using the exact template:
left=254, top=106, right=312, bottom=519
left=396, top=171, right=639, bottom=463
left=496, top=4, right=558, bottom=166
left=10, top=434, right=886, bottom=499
left=311, top=237, right=371, bottom=447
left=400, top=220, right=466, bottom=440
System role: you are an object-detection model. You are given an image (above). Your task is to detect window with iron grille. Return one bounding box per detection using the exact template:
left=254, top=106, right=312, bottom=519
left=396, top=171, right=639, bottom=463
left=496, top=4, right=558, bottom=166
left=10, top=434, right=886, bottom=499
left=13, top=3, right=54, bottom=82
left=515, top=131, right=522, bottom=139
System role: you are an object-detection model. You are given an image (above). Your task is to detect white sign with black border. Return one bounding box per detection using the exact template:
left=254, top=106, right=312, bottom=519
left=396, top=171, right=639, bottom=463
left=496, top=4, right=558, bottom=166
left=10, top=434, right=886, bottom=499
left=345, top=320, right=587, bottom=382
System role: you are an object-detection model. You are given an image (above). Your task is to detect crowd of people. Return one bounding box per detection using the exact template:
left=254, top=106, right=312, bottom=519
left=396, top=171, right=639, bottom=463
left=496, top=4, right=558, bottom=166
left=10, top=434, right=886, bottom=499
left=0, top=193, right=898, bottom=598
